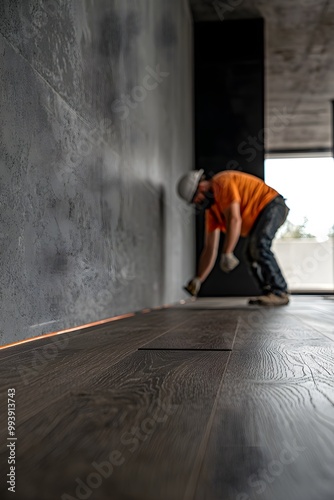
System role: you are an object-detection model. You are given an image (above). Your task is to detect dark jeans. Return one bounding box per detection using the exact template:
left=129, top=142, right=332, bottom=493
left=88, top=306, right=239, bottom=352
left=246, top=195, right=289, bottom=295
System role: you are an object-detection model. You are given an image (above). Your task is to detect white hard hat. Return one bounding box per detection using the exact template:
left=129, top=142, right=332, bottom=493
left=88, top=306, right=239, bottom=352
left=176, top=169, right=204, bottom=204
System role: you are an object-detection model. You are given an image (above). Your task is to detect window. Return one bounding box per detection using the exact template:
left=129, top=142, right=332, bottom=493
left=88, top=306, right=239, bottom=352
left=265, top=157, right=334, bottom=292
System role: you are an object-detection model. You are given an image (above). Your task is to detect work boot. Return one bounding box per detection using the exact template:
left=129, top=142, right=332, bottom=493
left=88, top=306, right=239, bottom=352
left=248, top=292, right=290, bottom=306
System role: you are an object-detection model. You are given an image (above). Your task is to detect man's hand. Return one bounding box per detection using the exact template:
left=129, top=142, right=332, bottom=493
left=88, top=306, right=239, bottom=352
left=184, top=277, right=202, bottom=297
left=220, top=253, right=240, bottom=273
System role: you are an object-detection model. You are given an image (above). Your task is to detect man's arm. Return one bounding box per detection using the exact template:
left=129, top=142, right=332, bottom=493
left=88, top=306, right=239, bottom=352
left=222, top=201, right=242, bottom=253
left=197, top=228, right=220, bottom=282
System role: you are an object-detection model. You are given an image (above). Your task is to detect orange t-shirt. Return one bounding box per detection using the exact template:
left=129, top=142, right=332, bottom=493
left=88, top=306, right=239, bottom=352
left=205, top=171, right=279, bottom=237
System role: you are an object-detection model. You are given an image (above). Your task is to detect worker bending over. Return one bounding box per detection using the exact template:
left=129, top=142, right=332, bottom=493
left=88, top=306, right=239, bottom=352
left=176, top=169, right=290, bottom=306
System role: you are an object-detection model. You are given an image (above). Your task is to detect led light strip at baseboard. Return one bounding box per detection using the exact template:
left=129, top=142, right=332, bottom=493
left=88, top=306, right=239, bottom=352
left=0, top=313, right=135, bottom=351
left=0, top=298, right=193, bottom=351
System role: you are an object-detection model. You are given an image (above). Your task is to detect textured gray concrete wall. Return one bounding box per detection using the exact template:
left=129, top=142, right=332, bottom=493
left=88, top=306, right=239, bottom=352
left=0, top=0, right=194, bottom=344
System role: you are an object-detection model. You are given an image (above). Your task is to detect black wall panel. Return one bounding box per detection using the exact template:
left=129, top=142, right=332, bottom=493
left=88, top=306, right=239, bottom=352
left=194, top=19, right=265, bottom=296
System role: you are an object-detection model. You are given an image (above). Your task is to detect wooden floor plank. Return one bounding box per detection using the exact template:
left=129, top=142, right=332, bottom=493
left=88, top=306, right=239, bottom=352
left=0, top=350, right=230, bottom=500
left=0, top=309, right=191, bottom=361
left=192, top=345, right=334, bottom=500
left=233, top=310, right=332, bottom=349
left=0, top=320, right=192, bottom=424
left=139, top=310, right=240, bottom=350
left=290, top=310, right=334, bottom=342
left=1, top=296, right=333, bottom=500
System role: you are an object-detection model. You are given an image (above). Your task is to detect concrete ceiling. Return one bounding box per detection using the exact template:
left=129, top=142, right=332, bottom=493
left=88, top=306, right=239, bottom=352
left=189, top=0, right=334, bottom=157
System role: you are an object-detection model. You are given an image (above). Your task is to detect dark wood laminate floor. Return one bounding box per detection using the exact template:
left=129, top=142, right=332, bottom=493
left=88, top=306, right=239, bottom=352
left=0, top=296, right=334, bottom=500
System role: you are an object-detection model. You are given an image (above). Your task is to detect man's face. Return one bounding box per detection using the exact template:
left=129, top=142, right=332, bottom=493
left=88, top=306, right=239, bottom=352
left=193, top=181, right=215, bottom=210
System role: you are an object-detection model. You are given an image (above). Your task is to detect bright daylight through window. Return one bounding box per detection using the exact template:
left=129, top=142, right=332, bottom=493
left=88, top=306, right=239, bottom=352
left=265, top=157, right=334, bottom=292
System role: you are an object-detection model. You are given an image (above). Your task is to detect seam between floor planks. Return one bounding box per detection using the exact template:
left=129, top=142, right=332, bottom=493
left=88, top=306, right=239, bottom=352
left=230, top=316, right=242, bottom=350
left=286, top=311, right=334, bottom=343
left=0, top=317, right=193, bottom=364
left=182, top=319, right=240, bottom=500
left=138, top=348, right=233, bottom=351
left=0, top=318, right=195, bottom=428
left=183, top=350, right=233, bottom=500
left=135, top=317, right=194, bottom=349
